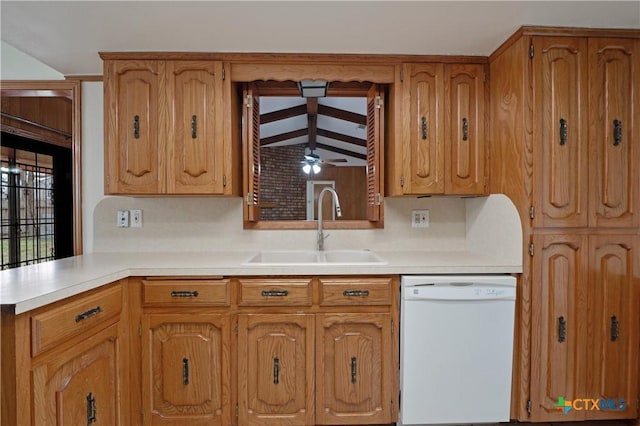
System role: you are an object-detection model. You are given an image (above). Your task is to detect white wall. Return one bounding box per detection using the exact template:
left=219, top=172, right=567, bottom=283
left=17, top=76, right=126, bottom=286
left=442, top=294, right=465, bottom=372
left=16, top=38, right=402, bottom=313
left=0, top=41, right=64, bottom=80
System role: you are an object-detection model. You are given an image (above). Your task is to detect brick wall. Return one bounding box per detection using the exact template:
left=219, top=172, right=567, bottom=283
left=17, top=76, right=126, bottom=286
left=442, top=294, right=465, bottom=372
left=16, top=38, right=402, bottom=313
left=260, top=145, right=307, bottom=220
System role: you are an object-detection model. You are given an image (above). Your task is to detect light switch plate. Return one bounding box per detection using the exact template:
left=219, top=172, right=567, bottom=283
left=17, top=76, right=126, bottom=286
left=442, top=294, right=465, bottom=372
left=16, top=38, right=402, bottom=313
left=411, top=210, right=429, bottom=228
left=117, top=210, right=129, bottom=228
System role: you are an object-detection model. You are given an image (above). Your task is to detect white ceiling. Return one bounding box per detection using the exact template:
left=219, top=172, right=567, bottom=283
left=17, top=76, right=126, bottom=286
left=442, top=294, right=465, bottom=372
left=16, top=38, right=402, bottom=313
left=1, top=1, right=639, bottom=76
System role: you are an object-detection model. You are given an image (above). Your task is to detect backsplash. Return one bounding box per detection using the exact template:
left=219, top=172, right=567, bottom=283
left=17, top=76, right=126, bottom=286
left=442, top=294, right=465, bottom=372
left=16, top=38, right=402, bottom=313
left=92, top=196, right=468, bottom=252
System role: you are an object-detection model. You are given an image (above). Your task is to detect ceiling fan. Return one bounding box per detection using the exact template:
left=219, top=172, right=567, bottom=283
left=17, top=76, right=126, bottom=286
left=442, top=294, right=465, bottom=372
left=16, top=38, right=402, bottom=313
left=301, top=98, right=347, bottom=174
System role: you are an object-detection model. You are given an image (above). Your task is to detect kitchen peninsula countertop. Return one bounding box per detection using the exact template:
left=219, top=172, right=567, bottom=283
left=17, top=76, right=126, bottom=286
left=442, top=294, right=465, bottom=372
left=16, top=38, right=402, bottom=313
left=1, top=250, right=521, bottom=314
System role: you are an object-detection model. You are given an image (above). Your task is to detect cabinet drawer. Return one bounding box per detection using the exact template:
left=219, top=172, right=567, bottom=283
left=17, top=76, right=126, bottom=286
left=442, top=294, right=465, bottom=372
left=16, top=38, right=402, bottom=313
left=320, top=278, right=392, bottom=305
left=142, top=279, right=231, bottom=306
left=31, top=285, right=122, bottom=356
left=238, top=278, right=312, bottom=306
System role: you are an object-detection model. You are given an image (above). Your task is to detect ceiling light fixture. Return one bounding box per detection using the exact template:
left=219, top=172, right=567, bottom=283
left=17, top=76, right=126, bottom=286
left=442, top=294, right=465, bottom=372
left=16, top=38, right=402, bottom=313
left=302, top=152, right=322, bottom=174
left=297, top=80, right=329, bottom=98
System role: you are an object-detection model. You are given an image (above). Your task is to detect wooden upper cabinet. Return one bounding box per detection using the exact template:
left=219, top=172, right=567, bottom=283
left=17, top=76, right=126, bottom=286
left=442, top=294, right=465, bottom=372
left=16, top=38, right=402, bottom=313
left=394, top=62, right=486, bottom=196
left=533, top=37, right=589, bottom=228
left=166, top=61, right=225, bottom=194
left=588, top=38, right=640, bottom=228
left=103, top=58, right=239, bottom=196
left=444, top=63, right=486, bottom=194
left=401, top=63, right=445, bottom=194
left=105, top=60, right=164, bottom=194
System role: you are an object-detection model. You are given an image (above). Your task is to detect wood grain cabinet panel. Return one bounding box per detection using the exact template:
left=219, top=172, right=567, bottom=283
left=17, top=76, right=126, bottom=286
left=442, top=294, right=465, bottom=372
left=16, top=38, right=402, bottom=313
left=32, top=325, right=121, bottom=426
left=103, top=59, right=239, bottom=195
left=588, top=38, right=640, bottom=228
left=238, top=314, right=315, bottom=426
left=316, top=313, right=392, bottom=425
left=533, top=37, right=589, bottom=228
left=141, top=314, right=230, bottom=426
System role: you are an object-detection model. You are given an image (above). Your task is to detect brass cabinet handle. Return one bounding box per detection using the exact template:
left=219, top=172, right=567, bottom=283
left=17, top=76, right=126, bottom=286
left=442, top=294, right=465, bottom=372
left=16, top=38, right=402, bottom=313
left=559, top=118, right=568, bottom=146
left=273, top=357, right=280, bottom=384
left=75, top=306, right=102, bottom=323
left=462, top=117, right=469, bottom=141
left=261, top=290, right=289, bottom=297
left=610, top=316, right=619, bottom=342
left=86, top=392, right=97, bottom=425
left=183, top=358, right=190, bottom=385
left=421, top=116, right=428, bottom=140
left=343, top=290, right=370, bottom=297
left=191, top=115, right=197, bottom=139
left=613, top=119, right=622, bottom=146
left=171, top=291, right=199, bottom=298
left=558, top=316, right=566, bottom=343
left=351, top=356, right=357, bottom=384
left=133, top=115, right=140, bottom=139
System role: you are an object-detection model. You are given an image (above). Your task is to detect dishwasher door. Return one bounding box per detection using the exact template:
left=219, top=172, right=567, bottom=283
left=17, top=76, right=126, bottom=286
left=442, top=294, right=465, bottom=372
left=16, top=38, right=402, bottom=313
left=400, top=275, right=516, bottom=425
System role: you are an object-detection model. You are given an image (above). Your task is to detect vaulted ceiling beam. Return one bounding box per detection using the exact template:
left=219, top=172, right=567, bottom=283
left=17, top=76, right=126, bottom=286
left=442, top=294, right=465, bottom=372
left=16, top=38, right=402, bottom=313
left=260, top=128, right=307, bottom=146
left=315, top=143, right=366, bottom=161
left=307, top=98, right=318, bottom=150
left=316, top=128, right=367, bottom=147
left=317, top=104, right=367, bottom=126
left=260, top=104, right=307, bottom=124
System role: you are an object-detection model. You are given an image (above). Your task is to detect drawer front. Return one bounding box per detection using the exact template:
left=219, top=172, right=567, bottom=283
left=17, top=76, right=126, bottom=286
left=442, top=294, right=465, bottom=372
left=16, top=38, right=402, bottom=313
left=320, top=278, right=392, bottom=305
left=31, top=285, right=122, bottom=356
left=238, top=278, right=312, bottom=306
left=142, top=279, right=231, bottom=306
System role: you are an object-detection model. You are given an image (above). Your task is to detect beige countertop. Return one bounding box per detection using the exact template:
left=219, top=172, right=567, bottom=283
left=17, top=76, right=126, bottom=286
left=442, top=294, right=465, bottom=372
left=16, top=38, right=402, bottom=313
left=1, top=250, right=521, bottom=314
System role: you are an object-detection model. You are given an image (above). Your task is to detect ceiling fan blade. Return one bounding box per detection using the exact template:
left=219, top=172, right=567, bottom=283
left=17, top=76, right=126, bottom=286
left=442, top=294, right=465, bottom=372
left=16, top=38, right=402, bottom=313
left=323, top=158, right=348, bottom=163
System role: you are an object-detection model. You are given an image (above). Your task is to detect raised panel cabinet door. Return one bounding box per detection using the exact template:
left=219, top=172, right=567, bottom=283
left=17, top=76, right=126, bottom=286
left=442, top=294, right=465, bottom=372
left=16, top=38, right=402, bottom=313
left=166, top=61, right=225, bottom=194
left=530, top=233, right=588, bottom=422
left=402, top=63, right=445, bottom=194
left=316, top=313, right=392, bottom=425
left=444, top=63, right=486, bottom=195
left=238, top=314, right=315, bottom=426
left=141, top=314, right=230, bottom=426
left=32, top=327, right=120, bottom=426
left=533, top=37, right=589, bottom=228
left=588, top=38, right=640, bottom=228
left=586, top=235, right=639, bottom=420
left=105, top=60, right=164, bottom=194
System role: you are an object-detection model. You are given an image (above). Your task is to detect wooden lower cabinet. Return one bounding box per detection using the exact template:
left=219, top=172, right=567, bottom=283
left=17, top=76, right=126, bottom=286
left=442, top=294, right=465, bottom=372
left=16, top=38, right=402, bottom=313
left=530, top=233, right=639, bottom=421
left=237, top=314, right=316, bottom=426
left=316, top=313, right=393, bottom=425
left=141, top=314, right=231, bottom=426
left=32, top=324, right=121, bottom=426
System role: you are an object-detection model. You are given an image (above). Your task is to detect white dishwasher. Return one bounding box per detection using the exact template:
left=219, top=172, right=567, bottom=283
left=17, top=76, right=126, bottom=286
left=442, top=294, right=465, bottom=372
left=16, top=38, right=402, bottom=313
left=400, top=275, right=516, bottom=425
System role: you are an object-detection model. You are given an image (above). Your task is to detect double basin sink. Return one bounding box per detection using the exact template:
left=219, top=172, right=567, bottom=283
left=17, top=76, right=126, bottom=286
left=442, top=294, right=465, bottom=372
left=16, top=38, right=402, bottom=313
left=245, top=249, right=386, bottom=266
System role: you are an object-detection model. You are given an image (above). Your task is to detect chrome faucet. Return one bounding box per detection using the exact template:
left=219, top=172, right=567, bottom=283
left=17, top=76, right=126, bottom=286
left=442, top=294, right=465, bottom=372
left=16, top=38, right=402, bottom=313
left=317, top=187, right=342, bottom=251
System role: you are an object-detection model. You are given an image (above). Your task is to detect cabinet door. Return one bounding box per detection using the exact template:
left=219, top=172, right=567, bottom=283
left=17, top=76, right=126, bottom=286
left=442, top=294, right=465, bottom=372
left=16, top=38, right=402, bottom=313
left=166, top=61, right=225, bottom=194
left=316, top=313, right=392, bottom=425
left=141, top=314, right=230, bottom=426
left=402, top=63, right=444, bottom=194
left=444, top=63, right=486, bottom=194
left=533, top=37, right=589, bottom=227
left=588, top=38, right=640, bottom=228
left=530, top=233, right=588, bottom=422
left=32, top=326, right=120, bottom=426
left=105, top=60, right=164, bottom=194
left=586, top=235, right=639, bottom=420
left=238, top=314, right=315, bottom=426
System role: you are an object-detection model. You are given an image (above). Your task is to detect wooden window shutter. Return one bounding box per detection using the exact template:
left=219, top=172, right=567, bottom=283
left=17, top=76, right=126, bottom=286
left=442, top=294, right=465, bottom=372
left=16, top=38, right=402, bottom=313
left=366, top=84, right=383, bottom=221
left=243, top=83, right=261, bottom=222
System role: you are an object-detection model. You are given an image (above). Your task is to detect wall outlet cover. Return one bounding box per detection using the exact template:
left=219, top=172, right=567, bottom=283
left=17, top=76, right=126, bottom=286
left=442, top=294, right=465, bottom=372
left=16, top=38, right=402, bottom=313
left=117, top=210, right=129, bottom=228
left=130, top=209, right=142, bottom=228
left=411, top=210, right=429, bottom=228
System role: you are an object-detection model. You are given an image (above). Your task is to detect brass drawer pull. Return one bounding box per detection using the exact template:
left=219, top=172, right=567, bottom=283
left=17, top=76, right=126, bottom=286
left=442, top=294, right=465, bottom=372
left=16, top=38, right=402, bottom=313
left=343, top=290, right=370, bottom=297
left=171, top=291, right=199, bottom=298
left=75, top=306, right=102, bottom=323
left=261, top=290, right=289, bottom=297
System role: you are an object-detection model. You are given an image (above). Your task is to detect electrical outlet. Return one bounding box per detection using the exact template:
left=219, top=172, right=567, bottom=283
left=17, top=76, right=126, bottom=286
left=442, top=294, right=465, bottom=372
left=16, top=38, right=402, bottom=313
left=411, top=210, right=429, bottom=228
left=117, top=210, right=129, bottom=228
left=130, top=209, right=142, bottom=228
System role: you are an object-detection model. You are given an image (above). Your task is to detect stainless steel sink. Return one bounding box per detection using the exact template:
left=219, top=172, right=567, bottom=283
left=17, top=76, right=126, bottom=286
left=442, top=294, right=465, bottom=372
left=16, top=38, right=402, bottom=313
left=244, top=249, right=386, bottom=265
